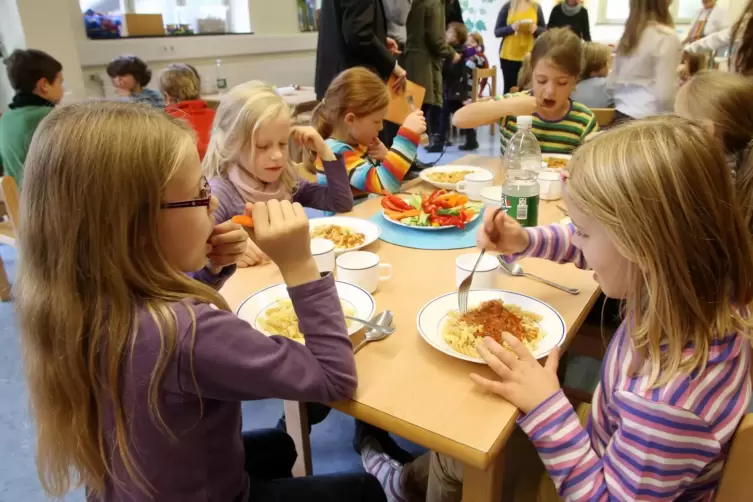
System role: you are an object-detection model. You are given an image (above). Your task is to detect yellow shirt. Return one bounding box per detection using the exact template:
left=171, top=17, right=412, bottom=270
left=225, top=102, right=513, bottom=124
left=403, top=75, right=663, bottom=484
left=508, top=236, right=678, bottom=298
left=500, top=5, right=537, bottom=62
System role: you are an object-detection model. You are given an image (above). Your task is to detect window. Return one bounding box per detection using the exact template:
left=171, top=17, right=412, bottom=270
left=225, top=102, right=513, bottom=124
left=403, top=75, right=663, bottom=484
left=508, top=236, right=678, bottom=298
left=598, top=0, right=699, bottom=24
left=79, top=0, right=250, bottom=34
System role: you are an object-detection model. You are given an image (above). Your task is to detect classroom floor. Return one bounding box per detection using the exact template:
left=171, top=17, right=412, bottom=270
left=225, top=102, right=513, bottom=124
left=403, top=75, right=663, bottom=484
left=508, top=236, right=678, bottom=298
left=0, top=128, right=743, bottom=501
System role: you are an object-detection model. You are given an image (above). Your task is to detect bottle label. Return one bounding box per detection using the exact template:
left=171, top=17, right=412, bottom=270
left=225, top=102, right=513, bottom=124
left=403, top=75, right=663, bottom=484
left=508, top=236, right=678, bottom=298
left=503, top=195, right=539, bottom=227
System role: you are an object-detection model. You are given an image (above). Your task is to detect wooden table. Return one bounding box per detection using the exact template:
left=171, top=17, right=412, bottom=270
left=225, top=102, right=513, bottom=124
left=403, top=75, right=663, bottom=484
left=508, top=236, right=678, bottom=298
left=204, top=86, right=318, bottom=114
left=220, top=155, right=600, bottom=501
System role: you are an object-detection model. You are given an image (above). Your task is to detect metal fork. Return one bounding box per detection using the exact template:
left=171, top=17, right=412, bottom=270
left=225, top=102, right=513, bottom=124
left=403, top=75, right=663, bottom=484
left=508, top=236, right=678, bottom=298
left=457, top=207, right=505, bottom=314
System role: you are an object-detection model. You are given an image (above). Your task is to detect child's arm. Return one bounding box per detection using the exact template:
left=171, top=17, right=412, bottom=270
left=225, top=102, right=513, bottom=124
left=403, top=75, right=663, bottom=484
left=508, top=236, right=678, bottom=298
left=501, top=223, right=588, bottom=270
left=294, top=157, right=355, bottom=213
left=453, top=94, right=537, bottom=129
left=518, top=389, right=724, bottom=500
left=174, top=274, right=357, bottom=403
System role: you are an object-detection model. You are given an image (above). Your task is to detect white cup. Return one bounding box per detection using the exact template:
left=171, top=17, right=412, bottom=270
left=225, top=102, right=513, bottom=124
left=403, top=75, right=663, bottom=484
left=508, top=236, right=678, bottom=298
left=311, top=238, right=335, bottom=274
left=479, top=186, right=505, bottom=209
left=456, top=171, right=494, bottom=202
left=456, top=252, right=499, bottom=289
left=537, top=171, right=563, bottom=201
left=336, top=251, right=393, bottom=294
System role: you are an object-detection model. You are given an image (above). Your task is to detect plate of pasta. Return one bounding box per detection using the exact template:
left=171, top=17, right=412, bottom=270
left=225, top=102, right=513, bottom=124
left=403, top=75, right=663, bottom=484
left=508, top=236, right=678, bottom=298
left=416, top=290, right=565, bottom=363
left=309, top=217, right=381, bottom=254
left=236, top=281, right=376, bottom=343
left=419, top=165, right=492, bottom=190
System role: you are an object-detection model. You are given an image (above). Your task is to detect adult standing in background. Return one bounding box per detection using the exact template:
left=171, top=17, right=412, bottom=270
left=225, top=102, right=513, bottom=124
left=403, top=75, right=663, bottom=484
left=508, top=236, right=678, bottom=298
left=494, top=0, right=547, bottom=93
left=381, top=0, right=413, bottom=147
left=315, top=0, right=406, bottom=100
left=682, top=0, right=728, bottom=44
left=405, top=0, right=460, bottom=150
left=445, top=0, right=464, bottom=26
left=548, top=0, right=591, bottom=41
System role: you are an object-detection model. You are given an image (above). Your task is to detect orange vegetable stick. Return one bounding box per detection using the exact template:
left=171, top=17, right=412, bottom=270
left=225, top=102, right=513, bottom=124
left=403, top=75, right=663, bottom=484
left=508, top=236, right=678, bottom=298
left=231, top=215, right=254, bottom=228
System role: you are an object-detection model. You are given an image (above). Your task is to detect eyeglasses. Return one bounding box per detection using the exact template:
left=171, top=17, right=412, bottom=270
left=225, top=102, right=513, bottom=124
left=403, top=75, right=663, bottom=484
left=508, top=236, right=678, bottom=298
left=160, top=176, right=212, bottom=209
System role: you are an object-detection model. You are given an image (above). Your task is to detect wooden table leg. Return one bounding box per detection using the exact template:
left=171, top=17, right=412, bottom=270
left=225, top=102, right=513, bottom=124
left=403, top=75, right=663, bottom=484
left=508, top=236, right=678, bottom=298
left=461, top=453, right=505, bottom=502
left=283, top=400, right=312, bottom=477
left=0, top=257, right=10, bottom=302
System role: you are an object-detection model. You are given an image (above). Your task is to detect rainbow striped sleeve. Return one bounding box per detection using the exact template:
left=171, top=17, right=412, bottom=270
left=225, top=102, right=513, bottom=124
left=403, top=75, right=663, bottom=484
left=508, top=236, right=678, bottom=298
left=518, top=389, right=722, bottom=501
left=502, top=223, right=588, bottom=269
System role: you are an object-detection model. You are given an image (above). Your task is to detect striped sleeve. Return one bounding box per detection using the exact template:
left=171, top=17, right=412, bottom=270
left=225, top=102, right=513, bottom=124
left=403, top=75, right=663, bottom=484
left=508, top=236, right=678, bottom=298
left=356, top=127, right=419, bottom=194
left=518, top=390, right=722, bottom=501
left=502, top=223, right=588, bottom=269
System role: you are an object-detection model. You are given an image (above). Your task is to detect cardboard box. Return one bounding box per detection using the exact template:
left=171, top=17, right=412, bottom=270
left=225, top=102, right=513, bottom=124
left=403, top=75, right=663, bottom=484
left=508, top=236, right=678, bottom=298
left=122, top=13, right=165, bottom=37
left=386, top=76, right=426, bottom=125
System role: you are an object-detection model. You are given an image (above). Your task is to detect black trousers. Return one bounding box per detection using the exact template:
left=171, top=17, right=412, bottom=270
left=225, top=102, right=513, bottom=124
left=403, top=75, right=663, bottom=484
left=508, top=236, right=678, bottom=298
left=500, top=58, right=523, bottom=94
left=437, top=99, right=476, bottom=142
left=243, top=428, right=386, bottom=501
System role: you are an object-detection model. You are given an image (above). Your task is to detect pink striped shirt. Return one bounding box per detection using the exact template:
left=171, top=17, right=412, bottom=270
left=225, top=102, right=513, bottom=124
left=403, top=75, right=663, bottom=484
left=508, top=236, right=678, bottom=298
left=508, top=223, right=752, bottom=501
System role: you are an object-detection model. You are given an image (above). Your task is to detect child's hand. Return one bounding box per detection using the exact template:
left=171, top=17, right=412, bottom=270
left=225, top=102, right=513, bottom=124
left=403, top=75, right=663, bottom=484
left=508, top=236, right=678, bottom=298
left=402, top=110, right=427, bottom=135
left=207, top=220, right=248, bottom=273
left=237, top=238, right=269, bottom=268
left=476, top=209, right=529, bottom=254
left=470, top=335, right=561, bottom=414
left=292, top=126, right=335, bottom=161
left=251, top=200, right=319, bottom=287
left=452, top=52, right=462, bottom=63
left=367, top=139, right=389, bottom=161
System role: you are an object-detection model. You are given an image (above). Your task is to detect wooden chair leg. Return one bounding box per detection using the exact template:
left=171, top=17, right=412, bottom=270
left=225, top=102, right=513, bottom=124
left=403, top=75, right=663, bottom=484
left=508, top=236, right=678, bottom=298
left=0, top=257, right=11, bottom=301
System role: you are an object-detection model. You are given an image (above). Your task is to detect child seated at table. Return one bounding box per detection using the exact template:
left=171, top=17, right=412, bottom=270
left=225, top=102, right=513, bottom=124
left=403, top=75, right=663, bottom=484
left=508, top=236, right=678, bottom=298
left=204, top=80, right=353, bottom=268
left=160, top=63, right=215, bottom=161
left=454, top=28, right=598, bottom=155
left=14, top=101, right=386, bottom=502
left=571, top=41, right=614, bottom=109
left=0, top=49, right=63, bottom=189
left=361, top=115, right=752, bottom=502
left=306, top=67, right=426, bottom=197
left=106, top=55, right=164, bottom=107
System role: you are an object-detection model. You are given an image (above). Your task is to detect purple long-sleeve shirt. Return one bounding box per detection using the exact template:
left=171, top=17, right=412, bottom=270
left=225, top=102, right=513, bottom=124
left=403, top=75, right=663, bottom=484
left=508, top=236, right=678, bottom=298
left=210, top=159, right=354, bottom=224
left=87, top=272, right=357, bottom=502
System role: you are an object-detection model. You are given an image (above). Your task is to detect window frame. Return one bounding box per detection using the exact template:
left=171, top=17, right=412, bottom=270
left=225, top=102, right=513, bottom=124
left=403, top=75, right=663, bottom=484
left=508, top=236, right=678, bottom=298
left=597, top=0, right=696, bottom=25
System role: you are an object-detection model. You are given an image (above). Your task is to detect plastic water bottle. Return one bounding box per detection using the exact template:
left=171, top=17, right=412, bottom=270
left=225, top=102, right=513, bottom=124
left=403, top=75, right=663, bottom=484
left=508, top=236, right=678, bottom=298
left=216, top=59, right=228, bottom=93
left=503, top=115, right=542, bottom=173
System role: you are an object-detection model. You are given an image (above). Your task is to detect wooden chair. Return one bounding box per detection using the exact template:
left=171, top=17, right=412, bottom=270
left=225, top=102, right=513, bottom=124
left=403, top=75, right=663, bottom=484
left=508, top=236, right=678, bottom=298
left=0, top=176, right=19, bottom=302
left=472, top=66, right=498, bottom=135
left=717, top=414, right=753, bottom=501
left=591, top=108, right=616, bottom=128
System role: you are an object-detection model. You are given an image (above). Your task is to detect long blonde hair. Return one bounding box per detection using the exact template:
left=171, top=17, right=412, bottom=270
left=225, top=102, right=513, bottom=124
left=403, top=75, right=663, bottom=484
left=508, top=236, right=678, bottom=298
left=617, top=0, right=674, bottom=56
left=567, top=116, right=753, bottom=386
left=16, top=101, right=230, bottom=497
left=676, top=71, right=753, bottom=228
left=203, top=81, right=298, bottom=193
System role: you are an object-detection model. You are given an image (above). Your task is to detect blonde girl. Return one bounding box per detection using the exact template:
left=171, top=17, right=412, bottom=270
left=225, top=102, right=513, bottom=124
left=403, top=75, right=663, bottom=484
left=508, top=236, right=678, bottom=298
left=16, top=101, right=385, bottom=502
left=675, top=70, right=753, bottom=226
left=609, top=0, right=681, bottom=120
left=572, top=41, right=613, bottom=108
left=309, top=67, right=426, bottom=197
left=454, top=28, right=598, bottom=155
left=363, top=116, right=753, bottom=501
left=204, top=81, right=354, bottom=267
left=493, top=0, right=547, bottom=93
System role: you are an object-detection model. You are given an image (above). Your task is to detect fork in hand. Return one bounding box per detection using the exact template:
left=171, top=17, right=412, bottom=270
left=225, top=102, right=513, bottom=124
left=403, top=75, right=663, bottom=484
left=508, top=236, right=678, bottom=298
left=457, top=207, right=505, bottom=314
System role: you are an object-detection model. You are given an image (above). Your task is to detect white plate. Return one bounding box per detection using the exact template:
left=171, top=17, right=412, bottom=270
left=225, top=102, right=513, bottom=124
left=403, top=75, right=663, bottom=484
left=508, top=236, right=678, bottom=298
left=416, top=289, right=566, bottom=363
left=419, top=165, right=492, bottom=190
left=309, top=216, right=381, bottom=255
left=540, top=153, right=572, bottom=171
left=237, top=281, right=376, bottom=338
left=382, top=210, right=480, bottom=231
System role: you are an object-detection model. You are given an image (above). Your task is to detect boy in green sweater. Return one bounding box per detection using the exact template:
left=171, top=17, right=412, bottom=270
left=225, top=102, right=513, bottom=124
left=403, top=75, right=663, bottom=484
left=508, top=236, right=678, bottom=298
left=0, top=49, right=64, bottom=189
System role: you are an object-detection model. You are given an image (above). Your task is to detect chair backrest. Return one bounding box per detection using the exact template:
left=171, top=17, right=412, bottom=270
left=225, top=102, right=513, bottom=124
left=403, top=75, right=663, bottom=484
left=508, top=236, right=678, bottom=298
left=716, top=413, right=753, bottom=501
left=472, top=66, right=498, bottom=134
left=0, top=176, right=19, bottom=239
left=591, top=108, right=615, bottom=127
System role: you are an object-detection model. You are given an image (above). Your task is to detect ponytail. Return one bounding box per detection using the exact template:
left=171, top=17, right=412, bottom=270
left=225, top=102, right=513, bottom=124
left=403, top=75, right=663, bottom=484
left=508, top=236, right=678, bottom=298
left=303, top=100, right=333, bottom=174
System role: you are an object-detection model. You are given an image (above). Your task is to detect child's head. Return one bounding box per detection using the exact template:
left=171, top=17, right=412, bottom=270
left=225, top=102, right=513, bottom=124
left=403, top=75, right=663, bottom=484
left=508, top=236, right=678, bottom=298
left=617, top=0, right=674, bottom=56
left=16, top=101, right=228, bottom=496
left=579, top=42, right=611, bottom=80
left=468, top=32, right=484, bottom=49
left=446, top=22, right=468, bottom=45
left=204, top=81, right=298, bottom=190
left=566, top=116, right=753, bottom=384
left=729, top=0, right=753, bottom=75
left=529, top=28, right=581, bottom=115
left=106, top=55, right=152, bottom=93
left=312, top=67, right=390, bottom=148
left=160, top=63, right=201, bottom=105
left=4, top=49, right=64, bottom=103
left=517, top=53, right=533, bottom=91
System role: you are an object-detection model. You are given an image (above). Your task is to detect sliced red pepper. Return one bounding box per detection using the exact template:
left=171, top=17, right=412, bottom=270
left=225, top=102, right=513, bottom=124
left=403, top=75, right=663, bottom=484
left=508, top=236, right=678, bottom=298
left=428, top=190, right=445, bottom=203
left=387, top=195, right=412, bottom=211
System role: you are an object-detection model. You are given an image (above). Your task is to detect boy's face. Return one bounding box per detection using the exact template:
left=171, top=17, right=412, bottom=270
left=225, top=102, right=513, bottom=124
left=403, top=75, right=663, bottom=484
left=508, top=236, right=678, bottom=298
left=38, top=72, right=64, bottom=104
left=112, top=74, right=138, bottom=93
left=531, top=58, right=576, bottom=117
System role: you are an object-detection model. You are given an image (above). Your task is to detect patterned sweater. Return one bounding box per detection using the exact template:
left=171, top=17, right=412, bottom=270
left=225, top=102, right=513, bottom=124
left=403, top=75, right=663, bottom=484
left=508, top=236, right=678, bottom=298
left=506, top=223, right=752, bottom=501
left=498, top=91, right=598, bottom=155
left=316, top=127, right=420, bottom=196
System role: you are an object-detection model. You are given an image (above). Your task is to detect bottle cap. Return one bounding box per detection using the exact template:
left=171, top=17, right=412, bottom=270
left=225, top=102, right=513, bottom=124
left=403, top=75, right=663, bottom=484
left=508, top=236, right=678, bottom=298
left=518, top=115, right=533, bottom=127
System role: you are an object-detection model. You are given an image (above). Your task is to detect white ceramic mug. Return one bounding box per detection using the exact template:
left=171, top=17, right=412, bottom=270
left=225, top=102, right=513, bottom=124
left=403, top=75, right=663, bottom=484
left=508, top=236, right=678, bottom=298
left=311, top=238, right=335, bottom=274
left=479, top=186, right=505, bottom=209
left=456, top=171, right=494, bottom=202
left=336, top=251, right=393, bottom=293
left=537, top=171, right=563, bottom=201
left=456, top=252, right=499, bottom=289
